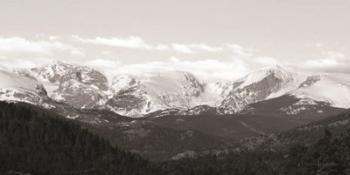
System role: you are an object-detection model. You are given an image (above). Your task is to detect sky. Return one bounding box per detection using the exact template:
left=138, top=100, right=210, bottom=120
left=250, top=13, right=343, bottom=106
left=0, top=0, right=349, bottom=81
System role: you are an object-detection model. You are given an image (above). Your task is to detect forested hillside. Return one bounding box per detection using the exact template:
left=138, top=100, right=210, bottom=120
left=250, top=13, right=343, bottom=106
left=1, top=102, right=349, bottom=175
left=0, top=102, right=159, bottom=175
left=159, top=129, right=350, bottom=175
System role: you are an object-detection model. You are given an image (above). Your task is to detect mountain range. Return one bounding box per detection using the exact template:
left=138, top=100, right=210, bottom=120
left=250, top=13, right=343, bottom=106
left=1, top=62, right=349, bottom=160
left=2, top=61, right=350, bottom=118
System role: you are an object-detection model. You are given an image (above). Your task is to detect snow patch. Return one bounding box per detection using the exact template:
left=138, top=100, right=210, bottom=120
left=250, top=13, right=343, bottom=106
left=291, top=74, right=350, bottom=108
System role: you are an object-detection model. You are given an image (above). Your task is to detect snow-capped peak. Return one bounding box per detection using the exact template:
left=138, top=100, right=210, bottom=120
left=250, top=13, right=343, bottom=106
left=216, top=65, right=301, bottom=113
left=0, top=69, right=45, bottom=104
left=290, top=73, right=350, bottom=109
left=106, top=71, right=207, bottom=117
left=1, top=62, right=350, bottom=118
left=27, top=62, right=109, bottom=109
left=111, top=74, right=139, bottom=93
left=31, top=61, right=108, bottom=89
left=237, top=65, right=294, bottom=88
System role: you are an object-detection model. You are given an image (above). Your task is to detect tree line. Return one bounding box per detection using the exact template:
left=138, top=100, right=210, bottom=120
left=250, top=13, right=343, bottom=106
left=0, top=102, right=159, bottom=175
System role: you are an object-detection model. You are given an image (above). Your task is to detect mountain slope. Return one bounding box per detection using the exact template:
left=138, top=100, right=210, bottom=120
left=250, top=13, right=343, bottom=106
left=290, top=73, right=350, bottom=108
left=0, top=69, right=47, bottom=105
left=1, top=63, right=349, bottom=118
left=240, top=95, right=345, bottom=122
left=219, top=66, right=303, bottom=113
left=22, top=61, right=109, bottom=109
left=107, top=71, right=206, bottom=116
left=237, top=108, right=350, bottom=154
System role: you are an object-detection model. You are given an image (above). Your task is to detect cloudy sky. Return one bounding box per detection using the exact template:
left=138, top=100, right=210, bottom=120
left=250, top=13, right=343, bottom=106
left=0, top=0, right=349, bottom=81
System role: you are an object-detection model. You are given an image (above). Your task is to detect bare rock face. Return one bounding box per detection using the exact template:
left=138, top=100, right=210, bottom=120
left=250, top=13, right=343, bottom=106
left=0, top=88, right=42, bottom=104
left=54, top=80, right=106, bottom=108
left=0, top=70, right=48, bottom=105
left=107, top=75, right=150, bottom=116
left=3, top=63, right=349, bottom=118
left=14, top=64, right=209, bottom=117
left=107, top=71, right=206, bottom=117
left=219, top=66, right=294, bottom=113
left=31, top=61, right=108, bottom=90
left=30, top=62, right=108, bottom=109
left=299, top=75, right=321, bottom=88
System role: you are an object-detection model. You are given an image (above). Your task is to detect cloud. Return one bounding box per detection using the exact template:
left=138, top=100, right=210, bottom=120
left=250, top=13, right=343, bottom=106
left=154, top=44, right=170, bottom=51
left=84, top=58, right=120, bottom=69
left=171, top=43, right=224, bottom=54
left=190, top=44, right=224, bottom=52
left=73, top=35, right=154, bottom=50
left=0, top=37, right=83, bottom=56
left=254, top=56, right=279, bottom=66
left=0, top=36, right=275, bottom=81
left=0, top=56, right=54, bottom=70
left=226, top=44, right=253, bottom=57
left=305, top=58, right=339, bottom=68
left=83, top=58, right=121, bottom=78
left=0, top=37, right=85, bottom=71
left=110, top=57, right=248, bottom=82
left=172, top=43, right=195, bottom=54
left=49, top=36, right=61, bottom=41
left=315, top=42, right=324, bottom=48
left=303, top=51, right=347, bottom=69
left=73, top=35, right=247, bottom=55
left=1, top=35, right=349, bottom=80
left=170, top=58, right=248, bottom=81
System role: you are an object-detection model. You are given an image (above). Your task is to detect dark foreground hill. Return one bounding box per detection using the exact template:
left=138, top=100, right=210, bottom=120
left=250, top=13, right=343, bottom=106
left=1, top=101, right=350, bottom=175
left=158, top=110, right=350, bottom=175
left=0, top=102, right=159, bottom=175
left=159, top=125, right=350, bottom=175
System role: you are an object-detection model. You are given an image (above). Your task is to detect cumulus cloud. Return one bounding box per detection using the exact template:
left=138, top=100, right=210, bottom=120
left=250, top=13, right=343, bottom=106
left=169, top=58, right=248, bottom=81
left=1, top=35, right=349, bottom=81
left=72, top=35, right=154, bottom=50
left=305, top=58, right=339, bottom=68
left=84, top=58, right=120, bottom=69
left=254, top=56, right=279, bottom=66
left=72, top=35, right=246, bottom=55
left=315, top=42, right=324, bottom=48
left=171, top=43, right=224, bottom=54
left=0, top=56, right=54, bottom=70
left=0, top=36, right=85, bottom=71
left=0, top=37, right=82, bottom=56
left=172, top=43, right=195, bottom=54
left=154, top=44, right=170, bottom=51
left=0, top=37, right=85, bottom=68
left=48, top=36, right=61, bottom=41
left=82, top=58, right=121, bottom=78
left=303, top=51, right=348, bottom=70
left=226, top=44, right=253, bottom=57
left=109, top=57, right=248, bottom=82
left=0, top=36, right=85, bottom=60
left=190, top=43, right=224, bottom=52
